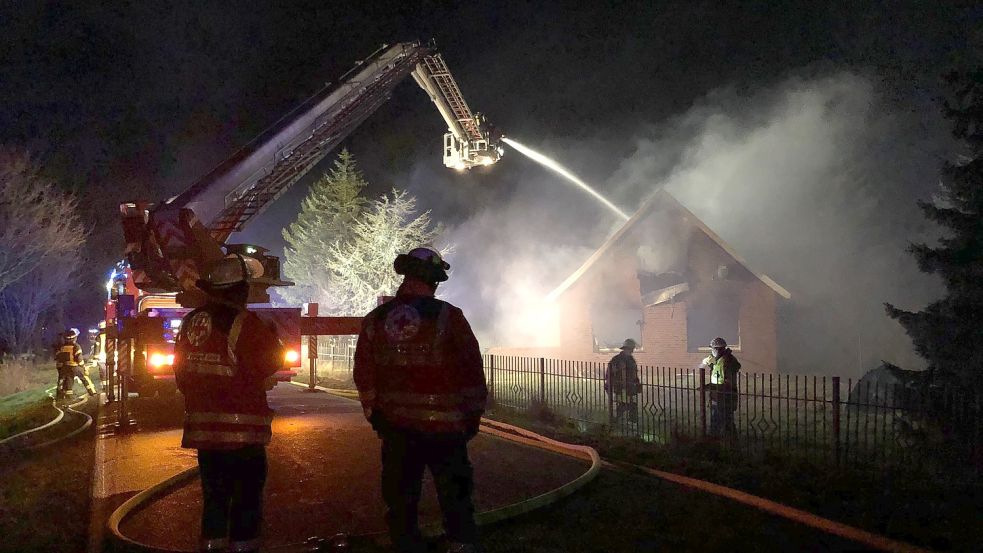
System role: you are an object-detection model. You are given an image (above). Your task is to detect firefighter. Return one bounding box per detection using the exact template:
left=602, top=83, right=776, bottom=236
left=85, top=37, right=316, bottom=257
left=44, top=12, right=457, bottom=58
left=701, top=337, right=741, bottom=437
left=354, top=247, right=487, bottom=553
left=55, top=328, right=96, bottom=398
left=174, top=254, right=285, bottom=553
left=604, top=338, right=640, bottom=429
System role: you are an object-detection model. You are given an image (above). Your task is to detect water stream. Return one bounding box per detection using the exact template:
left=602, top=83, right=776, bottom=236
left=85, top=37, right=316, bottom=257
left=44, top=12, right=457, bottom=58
left=502, top=137, right=630, bottom=221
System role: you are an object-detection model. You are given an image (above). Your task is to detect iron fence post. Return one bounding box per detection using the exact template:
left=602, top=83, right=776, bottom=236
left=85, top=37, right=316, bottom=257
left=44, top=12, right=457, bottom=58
left=489, top=354, right=495, bottom=404
left=700, top=368, right=707, bottom=438
left=832, top=376, right=841, bottom=463
left=539, top=357, right=546, bottom=406
left=607, top=363, right=614, bottom=426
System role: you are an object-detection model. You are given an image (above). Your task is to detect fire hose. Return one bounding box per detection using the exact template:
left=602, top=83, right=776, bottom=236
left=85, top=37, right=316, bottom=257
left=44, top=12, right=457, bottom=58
left=107, top=385, right=602, bottom=552
left=0, top=386, right=93, bottom=452
left=107, top=384, right=930, bottom=553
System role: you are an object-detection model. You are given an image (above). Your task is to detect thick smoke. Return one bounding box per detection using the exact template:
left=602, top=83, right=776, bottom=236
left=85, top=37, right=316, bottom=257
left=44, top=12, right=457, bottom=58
left=433, top=71, right=949, bottom=377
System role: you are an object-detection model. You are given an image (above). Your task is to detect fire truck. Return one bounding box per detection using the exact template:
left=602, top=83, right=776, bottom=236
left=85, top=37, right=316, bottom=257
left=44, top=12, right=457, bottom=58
left=104, top=42, right=501, bottom=403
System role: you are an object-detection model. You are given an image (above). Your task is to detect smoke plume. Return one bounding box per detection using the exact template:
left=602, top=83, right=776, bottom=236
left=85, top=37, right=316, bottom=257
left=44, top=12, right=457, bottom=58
left=434, top=70, right=949, bottom=377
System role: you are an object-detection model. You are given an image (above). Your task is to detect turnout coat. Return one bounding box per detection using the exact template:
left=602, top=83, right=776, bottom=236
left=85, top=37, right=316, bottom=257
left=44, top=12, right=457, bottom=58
left=174, top=303, right=284, bottom=450
left=353, top=280, right=487, bottom=436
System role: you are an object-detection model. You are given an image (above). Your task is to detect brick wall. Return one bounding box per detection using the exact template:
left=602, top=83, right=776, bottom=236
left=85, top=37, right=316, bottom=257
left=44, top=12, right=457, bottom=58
left=490, top=213, right=780, bottom=373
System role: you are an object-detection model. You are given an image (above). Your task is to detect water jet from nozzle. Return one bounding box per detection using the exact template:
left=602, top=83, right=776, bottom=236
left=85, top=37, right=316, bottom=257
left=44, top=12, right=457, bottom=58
left=502, top=137, right=630, bottom=221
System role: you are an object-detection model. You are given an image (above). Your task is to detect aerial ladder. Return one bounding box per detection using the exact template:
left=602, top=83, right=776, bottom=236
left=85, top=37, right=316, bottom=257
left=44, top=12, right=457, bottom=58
left=104, top=42, right=502, bottom=416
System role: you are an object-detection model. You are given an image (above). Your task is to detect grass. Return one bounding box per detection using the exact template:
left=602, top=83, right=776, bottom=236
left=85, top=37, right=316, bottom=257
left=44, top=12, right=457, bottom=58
left=0, top=387, right=57, bottom=440
left=483, top=405, right=983, bottom=552
left=0, top=358, right=54, bottom=396
left=0, top=401, right=96, bottom=553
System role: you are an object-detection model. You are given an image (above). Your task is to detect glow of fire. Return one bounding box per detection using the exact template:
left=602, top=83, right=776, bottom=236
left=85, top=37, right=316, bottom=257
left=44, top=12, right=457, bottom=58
left=502, top=137, right=630, bottom=221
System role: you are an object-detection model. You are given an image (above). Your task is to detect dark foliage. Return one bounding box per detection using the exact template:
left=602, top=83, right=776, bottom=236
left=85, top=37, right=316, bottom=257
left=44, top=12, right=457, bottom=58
left=886, top=69, right=983, bottom=393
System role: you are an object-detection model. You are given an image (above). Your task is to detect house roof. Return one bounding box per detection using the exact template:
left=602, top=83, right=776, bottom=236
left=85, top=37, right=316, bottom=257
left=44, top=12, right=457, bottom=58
left=546, top=189, right=791, bottom=301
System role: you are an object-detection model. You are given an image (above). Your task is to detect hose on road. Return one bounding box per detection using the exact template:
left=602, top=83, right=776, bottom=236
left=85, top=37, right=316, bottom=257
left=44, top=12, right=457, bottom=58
left=107, top=384, right=931, bottom=553
left=107, top=385, right=602, bottom=553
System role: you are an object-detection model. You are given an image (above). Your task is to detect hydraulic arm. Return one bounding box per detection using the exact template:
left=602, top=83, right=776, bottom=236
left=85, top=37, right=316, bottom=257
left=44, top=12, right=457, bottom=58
left=119, top=41, right=502, bottom=301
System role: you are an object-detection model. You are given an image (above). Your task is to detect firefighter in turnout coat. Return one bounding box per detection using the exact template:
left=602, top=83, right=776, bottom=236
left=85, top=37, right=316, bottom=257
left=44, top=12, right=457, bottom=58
left=55, top=328, right=96, bottom=398
left=605, top=338, right=641, bottom=427
left=174, top=254, right=284, bottom=553
left=354, top=247, right=487, bottom=553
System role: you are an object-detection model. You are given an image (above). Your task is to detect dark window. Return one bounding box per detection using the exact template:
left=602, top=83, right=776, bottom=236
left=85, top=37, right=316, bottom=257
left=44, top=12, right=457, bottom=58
left=591, top=303, right=642, bottom=351
left=687, top=281, right=740, bottom=351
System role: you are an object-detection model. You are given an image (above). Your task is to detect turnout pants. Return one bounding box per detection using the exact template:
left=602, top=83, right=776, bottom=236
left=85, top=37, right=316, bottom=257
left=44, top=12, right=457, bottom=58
left=73, top=365, right=97, bottom=395
left=380, top=429, right=479, bottom=553
left=56, top=366, right=74, bottom=398
left=197, top=446, right=267, bottom=552
left=709, top=389, right=738, bottom=438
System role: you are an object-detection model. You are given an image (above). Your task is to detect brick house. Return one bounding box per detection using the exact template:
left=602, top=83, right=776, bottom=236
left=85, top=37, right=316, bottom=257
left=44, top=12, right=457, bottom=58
left=491, top=189, right=790, bottom=373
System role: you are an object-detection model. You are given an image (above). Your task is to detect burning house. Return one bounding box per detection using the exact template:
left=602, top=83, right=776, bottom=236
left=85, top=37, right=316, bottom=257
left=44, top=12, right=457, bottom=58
left=491, top=189, right=790, bottom=373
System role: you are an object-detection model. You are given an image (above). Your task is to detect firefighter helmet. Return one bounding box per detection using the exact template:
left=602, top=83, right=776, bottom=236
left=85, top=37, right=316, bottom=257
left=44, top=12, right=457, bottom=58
left=620, top=338, right=637, bottom=350
left=65, top=328, right=80, bottom=340
left=710, top=337, right=727, bottom=349
left=394, top=247, right=450, bottom=283
left=200, top=254, right=264, bottom=289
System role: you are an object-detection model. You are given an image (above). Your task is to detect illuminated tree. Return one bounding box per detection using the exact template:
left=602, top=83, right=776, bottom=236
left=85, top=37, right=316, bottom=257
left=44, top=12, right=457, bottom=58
left=886, top=69, right=983, bottom=392
left=279, top=149, right=367, bottom=308
left=325, top=189, right=444, bottom=315
left=279, top=150, right=445, bottom=314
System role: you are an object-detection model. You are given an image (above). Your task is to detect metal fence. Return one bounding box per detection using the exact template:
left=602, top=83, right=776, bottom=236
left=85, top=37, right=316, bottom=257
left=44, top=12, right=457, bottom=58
left=484, top=354, right=982, bottom=473
left=294, top=346, right=981, bottom=473
left=298, top=336, right=357, bottom=386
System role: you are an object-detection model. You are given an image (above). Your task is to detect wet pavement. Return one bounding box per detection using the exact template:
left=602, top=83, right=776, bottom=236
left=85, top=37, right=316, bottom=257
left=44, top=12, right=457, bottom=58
left=99, top=384, right=590, bottom=551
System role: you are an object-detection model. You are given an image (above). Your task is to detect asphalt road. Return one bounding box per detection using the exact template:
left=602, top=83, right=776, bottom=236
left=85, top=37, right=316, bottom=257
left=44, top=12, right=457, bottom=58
left=101, top=384, right=589, bottom=551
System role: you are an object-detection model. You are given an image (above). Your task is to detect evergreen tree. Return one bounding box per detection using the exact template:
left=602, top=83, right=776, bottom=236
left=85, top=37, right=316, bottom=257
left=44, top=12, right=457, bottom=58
left=326, top=189, right=445, bottom=315
left=279, top=149, right=367, bottom=308
left=886, top=70, right=983, bottom=392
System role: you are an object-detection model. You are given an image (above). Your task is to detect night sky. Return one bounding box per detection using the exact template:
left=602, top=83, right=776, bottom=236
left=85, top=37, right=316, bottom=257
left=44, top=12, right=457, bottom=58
left=1, top=1, right=980, bottom=365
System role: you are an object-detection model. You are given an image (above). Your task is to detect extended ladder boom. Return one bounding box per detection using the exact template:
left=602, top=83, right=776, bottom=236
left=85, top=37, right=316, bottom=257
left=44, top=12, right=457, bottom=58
left=121, top=41, right=502, bottom=298
left=412, top=53, right=503, bottom=170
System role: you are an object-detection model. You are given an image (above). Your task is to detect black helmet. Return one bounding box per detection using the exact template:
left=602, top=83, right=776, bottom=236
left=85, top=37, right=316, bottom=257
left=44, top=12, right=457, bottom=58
left=196, top=254, right=264, bottom=291
left=710, top=337, right=727, bottom=349
left=394, top=247, right=450, bottom=283
left=620, top=338, right=637, bottom=350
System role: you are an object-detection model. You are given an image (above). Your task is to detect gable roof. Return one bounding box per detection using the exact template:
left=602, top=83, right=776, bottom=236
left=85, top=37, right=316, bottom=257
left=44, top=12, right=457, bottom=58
left=546, top=189, right=791, bottom=301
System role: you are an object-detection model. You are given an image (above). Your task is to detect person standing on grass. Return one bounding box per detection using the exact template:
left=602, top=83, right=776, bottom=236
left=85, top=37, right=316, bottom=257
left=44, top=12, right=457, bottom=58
left=55, top=328, right=96, bottom=399
left=700, top=336, right=741, bottom=438
left=174, top=254, right=285, bottom=553
left=605, top=338, right=641, bottom=429
left=354, top=247, right=487, bottom=553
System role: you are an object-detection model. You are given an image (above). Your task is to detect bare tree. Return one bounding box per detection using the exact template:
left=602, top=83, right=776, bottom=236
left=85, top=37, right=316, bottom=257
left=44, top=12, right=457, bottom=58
left=0, top=148, right=86, bottom=294
left=0, top=255, right=80, bottom=354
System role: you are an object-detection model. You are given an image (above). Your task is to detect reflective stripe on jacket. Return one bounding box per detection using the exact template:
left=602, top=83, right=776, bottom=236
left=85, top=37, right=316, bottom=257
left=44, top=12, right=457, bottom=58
left=354, top=280, right=487, bottom=434
left=174, top=304, right=283, bottom=450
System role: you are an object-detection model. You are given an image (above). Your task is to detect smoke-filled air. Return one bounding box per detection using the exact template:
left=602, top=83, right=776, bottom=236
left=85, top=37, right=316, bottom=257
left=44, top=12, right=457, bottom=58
left=437, top=71, right=948, bottom=378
